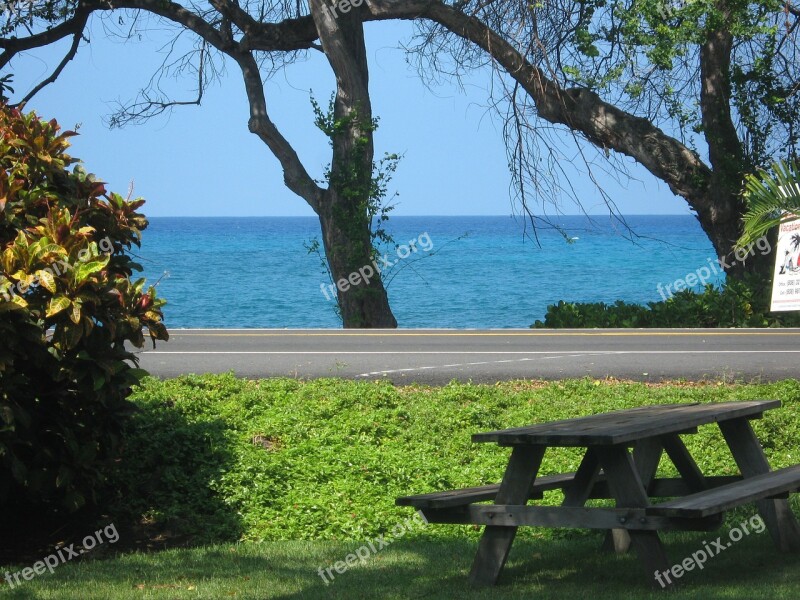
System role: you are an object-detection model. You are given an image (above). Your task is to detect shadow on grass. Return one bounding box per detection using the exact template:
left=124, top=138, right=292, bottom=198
left=0, top=397, right=243, bottom=570
left=271, top=532, right=800, bottom=600
left=101, top=397, right=244, bottom=552
left=1, top=529, right=799, bottom=598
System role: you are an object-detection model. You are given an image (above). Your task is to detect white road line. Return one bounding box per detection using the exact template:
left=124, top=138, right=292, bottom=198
left=140, top=350, right=800, bottom=355
left=356, top=354, right=599, bottom=377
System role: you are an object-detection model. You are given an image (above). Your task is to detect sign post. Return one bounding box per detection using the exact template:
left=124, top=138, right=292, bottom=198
left=770, top=212, right=800, bottom=312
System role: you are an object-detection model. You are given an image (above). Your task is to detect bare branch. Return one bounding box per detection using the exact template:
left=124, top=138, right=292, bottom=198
left=17, top=27, right=84, bottom=105
left=232, top=50, right=323, bottom=210
left=106, top=39, right=209, bottom=127
left=363, top=0, right=712, bottom=205
left=0, top=4, right=91, bottom=69
left=209, top=0, right=259, bottom=39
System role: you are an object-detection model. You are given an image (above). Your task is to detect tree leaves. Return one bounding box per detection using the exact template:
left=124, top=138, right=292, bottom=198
left=0, top=105, right=169, bottom=514
left=739, top=159, right=800, bottom=248
left=46, top=295, right=71, bottom=317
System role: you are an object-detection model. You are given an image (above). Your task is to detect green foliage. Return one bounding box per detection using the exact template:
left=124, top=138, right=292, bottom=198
left=105, top=377, right=242, bottom=542
left=532, top=276, right=800, bottom=328
left=310, top=93, right=400, bottom=257
left=738, top=158, right=800, bottom=248
left=559, top=0, right=800, bottom=165
left=0, top=105, right=168, bottom=513
left=111, top=374, right=800, bottom=544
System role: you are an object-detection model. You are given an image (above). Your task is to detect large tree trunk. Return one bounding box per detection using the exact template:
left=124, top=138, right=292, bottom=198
left=690, top=191, right=774, bottom=278
left=693, top=3, right=772, bottom=279
left=310, top=0, right=397, bottom=328
left=318, top=201, right=397, bottom=327
left=235, top=1, right=397, bottom=328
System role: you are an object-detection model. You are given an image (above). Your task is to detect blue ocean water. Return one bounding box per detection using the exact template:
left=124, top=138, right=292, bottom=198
left=135, top=215, right=726, bottom=328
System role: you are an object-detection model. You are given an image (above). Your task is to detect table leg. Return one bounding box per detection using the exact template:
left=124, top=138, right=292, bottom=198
left=595, top=445, right=671, bottom=586
left=562, top=447, right=601, bottom=506
left=602, top=437, right=663, bottom=554
left=718, top=418, right=800, bottom=552
left=469, top=445, right=546, bottom=587
left=661, top=433, right=709, bottom=492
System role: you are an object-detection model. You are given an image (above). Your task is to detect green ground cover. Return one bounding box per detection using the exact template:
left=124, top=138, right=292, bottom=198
left=2, top=375, right=800, bottom=598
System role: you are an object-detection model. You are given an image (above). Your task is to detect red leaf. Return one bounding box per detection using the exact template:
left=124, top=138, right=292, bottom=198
left=89, top=182, right=107, bottom=197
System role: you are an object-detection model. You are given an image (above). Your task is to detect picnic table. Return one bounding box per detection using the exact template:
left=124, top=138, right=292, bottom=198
left=397, top=400, right=800, bottom=587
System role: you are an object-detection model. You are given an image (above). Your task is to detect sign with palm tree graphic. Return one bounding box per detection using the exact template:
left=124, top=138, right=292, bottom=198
left=771, top=213, right=800, bottom=312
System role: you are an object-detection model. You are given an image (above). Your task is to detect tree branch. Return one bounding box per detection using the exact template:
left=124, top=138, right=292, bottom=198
left=232, top=51, right=323, bottom=210
left=106, top=40, right=209, bottom=127
left=0, top=5, right=91, bottom=69
left=110, top=0, right=232, bottom=52
left=363, top=0, right=713, bottom=206
left=209, top=0, right=258, bottom=39
left=17, top=28, right=84, bottom=106
left=241, top=14, right=319, bottom=51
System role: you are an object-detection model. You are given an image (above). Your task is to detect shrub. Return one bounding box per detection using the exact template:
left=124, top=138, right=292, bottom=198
left=532, top=276, right=800, bottom=328
left=0, top=105, right=168, bottom=513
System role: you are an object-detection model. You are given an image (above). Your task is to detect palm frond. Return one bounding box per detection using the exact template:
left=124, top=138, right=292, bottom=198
left=738, top=160, right=800, bottom=248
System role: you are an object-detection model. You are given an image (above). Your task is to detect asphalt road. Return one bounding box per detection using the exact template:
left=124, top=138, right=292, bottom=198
left=134, top=329, right=800, bottom=384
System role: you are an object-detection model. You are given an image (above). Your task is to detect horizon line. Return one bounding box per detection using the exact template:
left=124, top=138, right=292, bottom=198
left=146, top=213, right=696, bottom=218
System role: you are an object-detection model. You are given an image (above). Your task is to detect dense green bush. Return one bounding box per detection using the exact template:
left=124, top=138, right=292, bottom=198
left=107, top=375, right=800, bottom=544
left=0, top=106, right=168, bottom=513
left=533, top=276, right=800, bottom=328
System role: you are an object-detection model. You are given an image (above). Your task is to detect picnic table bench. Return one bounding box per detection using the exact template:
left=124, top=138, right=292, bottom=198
left=397, top=400, right=800, bottom=587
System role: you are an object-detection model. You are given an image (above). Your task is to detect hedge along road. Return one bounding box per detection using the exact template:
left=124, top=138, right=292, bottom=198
left=133, top=329, right=800, bottom=384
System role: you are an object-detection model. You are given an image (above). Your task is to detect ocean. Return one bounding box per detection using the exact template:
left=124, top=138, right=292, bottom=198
left=135, top=215, right=725, bottom=329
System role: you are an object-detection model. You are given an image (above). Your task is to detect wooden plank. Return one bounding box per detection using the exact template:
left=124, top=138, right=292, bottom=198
left=580, top=476, right=739, bottom=498
left=595, top=445, right=671, bottom=587
left=472, top=400, right=780, bottom=446
left=468, top=445, right=545, bottom=587
left=647, top=465, right=800, bottom=518
left=396, top=472, right=576, bottom=509
left=419, top=505, right=724, bottom=532
left=442, top=505, right=675, bottom=529
left=634, top=437, right=664, bottom=484
left=719, top=418, right=800, bottom=552
left=646, top=475, right=740, bottom=497
left=397, top=474, right=744, bottom=510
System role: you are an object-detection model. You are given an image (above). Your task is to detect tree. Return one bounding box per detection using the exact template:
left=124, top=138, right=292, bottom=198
left=3, top=1, right=798, bottom=326
left=397, top=0, right=799, bottom=275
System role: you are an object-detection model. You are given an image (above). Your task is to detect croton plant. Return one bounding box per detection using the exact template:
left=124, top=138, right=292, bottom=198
left=0, top=104, right=168, bottom=512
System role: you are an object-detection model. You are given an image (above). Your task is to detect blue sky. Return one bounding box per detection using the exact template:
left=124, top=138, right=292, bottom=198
left=11, top=18, right=690, bottom=218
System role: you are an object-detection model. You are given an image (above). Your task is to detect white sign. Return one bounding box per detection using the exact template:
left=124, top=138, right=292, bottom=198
left=771, top=211, right=800, bottom=312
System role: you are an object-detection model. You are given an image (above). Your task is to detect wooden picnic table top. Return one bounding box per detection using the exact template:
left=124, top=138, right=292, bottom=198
left=471, top=400, right=780, bottom=446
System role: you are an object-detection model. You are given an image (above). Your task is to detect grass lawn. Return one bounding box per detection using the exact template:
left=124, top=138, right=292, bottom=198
left=2, top=532, right=799, bottom=598
left=3, top=375, right=800, bottom=598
